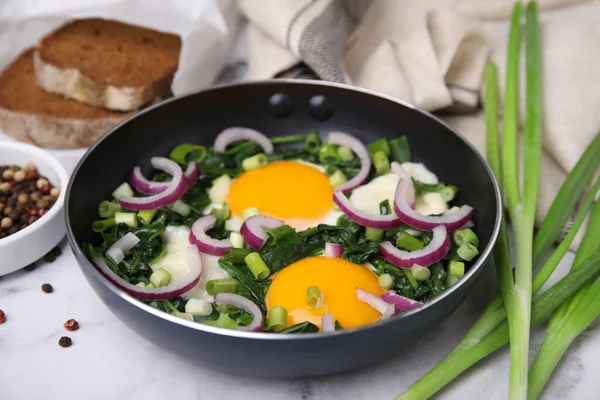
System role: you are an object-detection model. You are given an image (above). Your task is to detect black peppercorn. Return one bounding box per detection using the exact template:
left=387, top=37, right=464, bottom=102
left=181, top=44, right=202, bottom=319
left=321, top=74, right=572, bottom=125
left=24, top=262, right=36, bottom=271
left=52, top=246, right=62, bottom=257
left=41, top=283, right=53, bottom=293
left=58, top=336, right=72, bottom=348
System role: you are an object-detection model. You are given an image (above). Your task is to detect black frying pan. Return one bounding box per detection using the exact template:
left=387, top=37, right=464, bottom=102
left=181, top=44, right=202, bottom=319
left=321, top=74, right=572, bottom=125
left=65, top=80, right=501, bottom=378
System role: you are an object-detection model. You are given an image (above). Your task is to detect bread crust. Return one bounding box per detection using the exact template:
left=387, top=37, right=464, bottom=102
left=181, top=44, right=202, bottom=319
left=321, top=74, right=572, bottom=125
left=34, top=49, right=173, bottom=112
left=0, top=107, right=126, bottom=149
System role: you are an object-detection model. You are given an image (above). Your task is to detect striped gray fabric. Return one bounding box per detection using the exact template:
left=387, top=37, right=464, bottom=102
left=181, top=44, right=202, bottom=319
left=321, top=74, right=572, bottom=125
left=296, top=0, right=371, bottom=82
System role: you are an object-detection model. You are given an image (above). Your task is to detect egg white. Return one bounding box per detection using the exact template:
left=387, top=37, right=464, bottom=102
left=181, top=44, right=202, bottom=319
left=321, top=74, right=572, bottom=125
left=151, top=225, right=230, bottom=301
left=350, top=163, right=448, bottom=216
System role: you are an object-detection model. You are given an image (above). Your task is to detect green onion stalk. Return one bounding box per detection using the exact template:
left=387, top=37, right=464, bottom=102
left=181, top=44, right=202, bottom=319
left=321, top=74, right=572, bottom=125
left=528, top=190, right=600, bottom=398
left=397, top=2, right=600, bottom=397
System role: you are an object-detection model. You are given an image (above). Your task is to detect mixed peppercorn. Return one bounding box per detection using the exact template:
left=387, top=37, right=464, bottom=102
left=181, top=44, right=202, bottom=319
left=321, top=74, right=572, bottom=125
left=0, top=163, right=60, bottom=239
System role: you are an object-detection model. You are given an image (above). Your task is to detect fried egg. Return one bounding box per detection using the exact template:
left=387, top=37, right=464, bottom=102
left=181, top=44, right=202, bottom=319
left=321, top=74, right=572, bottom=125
left=225, top=160, right=342, bottom=230
left=265, top=257, right=385, bottom=330
left=350, top=162, right=448, bottom=216
left=151, top=225, right=230, bottom=301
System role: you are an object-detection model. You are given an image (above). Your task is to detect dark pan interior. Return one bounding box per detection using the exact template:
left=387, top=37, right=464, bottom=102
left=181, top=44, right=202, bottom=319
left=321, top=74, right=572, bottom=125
left=69, top=81, right=498, bottom=259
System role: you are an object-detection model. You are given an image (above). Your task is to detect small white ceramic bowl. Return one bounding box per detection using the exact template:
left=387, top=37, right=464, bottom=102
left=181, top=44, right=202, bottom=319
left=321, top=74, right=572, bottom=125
left=0, top=141, right=69, bottom=275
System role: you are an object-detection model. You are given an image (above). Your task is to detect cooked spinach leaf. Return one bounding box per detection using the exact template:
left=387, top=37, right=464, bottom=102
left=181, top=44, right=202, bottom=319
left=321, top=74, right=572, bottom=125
left=218, top=259, right=267, bottom=313
left=280, top=321, right=319, bottom=334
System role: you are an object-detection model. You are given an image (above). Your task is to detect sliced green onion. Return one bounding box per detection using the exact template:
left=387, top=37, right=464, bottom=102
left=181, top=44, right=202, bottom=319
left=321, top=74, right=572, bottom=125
left=270, top=135, right=304, bottom=144
left=230, top=232, right=244, bottom=248
left=146, top=282, right=155, bottom=288
left=366, top=227, right=384, bottom=242
left=204, top=312, right=240, bottom=329
left=337, top=145, right=354, bottom=161
left=457, top=243, right=479, bottom=261
left=114, top=212, right=138, bottom=228
left=169, top=143, right=207, bottom=164
left=209, top=174, right=232, bottom=204
left=306, top=286, right=324, bottom=308
left=206, top=278, right=239, bottom=296
left=267, top=305, right=288, bottom=332
left=242, top=153, right=268, bottom=171
left=266, top=225, right=295, bottom=242
left=368, top=138, right=391, bottom=157
left=150, top=268, right=171, bottom=287
left=445, top=275, right=460, bottom=287
left=211, top=204, right=230, bottom=220
left=185, top=298, right=213, bottom=316
left=99, top=200, right=120, bottom=218
left=453, top=229, right=479, bottom=247
left=244, top=252, right=270, bottom=279
left=138, top=209, right=157, bottom=225
left=112, top=182, right=133, bottom=200
left=373, top=151, right=390, bottom=174
left=304, top=132, right=321, bottom=153
left=447, top=260, right=465, bottom=278
left=225, top=248, right=253, bottom=264
left=92, top=218, right=116, bottom=232
left=329, top=170, right=347, bottom=186
left=389, top=136, right=411, bottom=163
left=411, top=265, right=431, bottom=281
left=242, top=207, right=260, bottom=220
left=378, top=273, right=394, bottom=290
left=225, top=218, right=243, bottom=232
left=440, top=185, right=458, bottom=202
left=396, top=231, right=424, bottom=251
left=319, top=144, right=341, bottom=164
left=172, top=311, right=194, bottom=322
left=170, top=200, right=191, bottom=217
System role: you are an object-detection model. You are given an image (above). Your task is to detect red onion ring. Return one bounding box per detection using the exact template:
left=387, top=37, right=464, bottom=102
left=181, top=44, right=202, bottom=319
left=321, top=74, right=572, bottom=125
left=214, top=127, right=274, bottom=154
left=189, top=215, right=232, bottom=256
left=461, top=220, right=475, bottom=229
left=240, top=216, right=284, bottom=251
left=93, top=245, right=203, bottom=301
left=321, top=313, right=335, bottom=332
left=119, top=158, right=187, bottom=211
left=214, top=293, right=264, bottom=332
left=381, top=291, right=423, bottom=312
left=356, top=288, right=394, bottom=318
left=393, top=178, right=473, bottom=231
left=333, top=191, right=403, bottom=229
left=324, top=242, right=342, bottom=258
left=131, top=162, right=200, bottom=195
left=106, top=232, right=140, bottom=265
left=380, top=225, right=450, bottom=269
left=390, top=162, right=415, bottom=206
left=328, top=131, right=371, bottom=193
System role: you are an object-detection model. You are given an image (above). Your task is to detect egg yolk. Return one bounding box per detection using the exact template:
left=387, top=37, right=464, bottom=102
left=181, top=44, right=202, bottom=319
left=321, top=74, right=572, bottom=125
left=265, top=257, right=385, bottom=330
left=227, top=161, right=334, bottom=229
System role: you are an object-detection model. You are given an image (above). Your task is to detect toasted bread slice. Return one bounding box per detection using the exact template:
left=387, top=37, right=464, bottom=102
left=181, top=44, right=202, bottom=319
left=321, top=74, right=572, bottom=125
left=0, top=49, right=130, bottom=149
left=34, top=18, right=181, bottom=111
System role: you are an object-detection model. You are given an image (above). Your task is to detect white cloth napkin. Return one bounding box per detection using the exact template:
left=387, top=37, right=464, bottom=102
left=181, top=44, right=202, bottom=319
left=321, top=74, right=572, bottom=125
left=241, top=0, right=600, bottom=248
